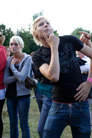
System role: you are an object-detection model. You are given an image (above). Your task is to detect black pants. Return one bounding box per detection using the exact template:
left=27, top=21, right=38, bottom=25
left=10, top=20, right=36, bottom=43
left=0, top=99, right=5, bottom=138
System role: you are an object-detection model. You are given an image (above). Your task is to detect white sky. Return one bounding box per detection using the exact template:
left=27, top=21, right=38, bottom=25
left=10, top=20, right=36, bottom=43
left=0, top=0, right=92, bottom=35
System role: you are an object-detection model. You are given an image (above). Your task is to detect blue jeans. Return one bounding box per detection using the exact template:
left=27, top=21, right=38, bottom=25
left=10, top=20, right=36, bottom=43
left=7, top=97, right=30, bottom=138
left=88, top=99, right=92, bottom=126
left=43, top=101, right=91, bottom=138
left=35, top=92, right=52, bottom=138
left=0, top=99, right=5, bottom=138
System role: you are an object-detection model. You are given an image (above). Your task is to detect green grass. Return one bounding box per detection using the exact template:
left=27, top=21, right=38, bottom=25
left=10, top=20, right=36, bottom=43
left=2, top=91, right=92, bottom=138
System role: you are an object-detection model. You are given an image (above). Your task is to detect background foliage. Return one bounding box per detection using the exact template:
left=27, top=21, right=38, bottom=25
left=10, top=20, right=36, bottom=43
left=0, top=12, right=92, bottom=54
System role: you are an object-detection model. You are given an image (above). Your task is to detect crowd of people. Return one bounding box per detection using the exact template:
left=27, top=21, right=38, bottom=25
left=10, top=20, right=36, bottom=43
left=0, top=16, right=92, bottom=138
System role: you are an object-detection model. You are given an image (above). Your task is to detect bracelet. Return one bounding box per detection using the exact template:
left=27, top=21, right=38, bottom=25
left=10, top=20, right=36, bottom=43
left=87, top=78, right=92, bottom=83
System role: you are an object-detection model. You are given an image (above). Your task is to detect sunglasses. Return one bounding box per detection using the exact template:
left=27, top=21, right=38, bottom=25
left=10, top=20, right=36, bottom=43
left=10, top=43, right=18, bottom=46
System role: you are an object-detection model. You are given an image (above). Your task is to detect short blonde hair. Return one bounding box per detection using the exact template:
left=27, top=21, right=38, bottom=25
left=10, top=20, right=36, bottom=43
left=31, top=16, right=50, bottom=46
left=0, top=32, right=5, bottom=45
left=10, top=36, right=24, bottom=49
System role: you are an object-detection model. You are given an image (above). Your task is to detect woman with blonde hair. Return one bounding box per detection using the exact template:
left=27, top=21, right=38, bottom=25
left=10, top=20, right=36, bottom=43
left=4, top=36, right=31, bottom=138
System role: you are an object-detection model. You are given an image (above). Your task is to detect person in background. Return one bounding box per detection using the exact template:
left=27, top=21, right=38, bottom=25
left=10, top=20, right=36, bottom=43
left=77, top=31, right=92, bottom=130
left=29, top=52, right=36, bottom=99
left=31, top=16, right=92, bottom=138
left=4, top=46, right=12, bottom=112
left=0, top=32, right=7, bottom=138
left=76, top=50, right=92, bottom=129
left=3, top=36, right=31, bottom=138
left=5, top=46, right=12, bottom=59
left=31, top=51, right=53, bottom=138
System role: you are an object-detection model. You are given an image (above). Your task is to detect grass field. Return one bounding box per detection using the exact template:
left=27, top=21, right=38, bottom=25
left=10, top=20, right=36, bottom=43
left=2, top=91, right=92, bottom=138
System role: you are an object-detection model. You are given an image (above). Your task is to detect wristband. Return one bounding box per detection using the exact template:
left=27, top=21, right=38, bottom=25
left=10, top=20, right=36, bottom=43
left=87, top=78, right=92, bottom=83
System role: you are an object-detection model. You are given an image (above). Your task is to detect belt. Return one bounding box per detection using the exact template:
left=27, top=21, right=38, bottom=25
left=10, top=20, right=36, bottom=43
left=81, top=71, right=88, bottom=74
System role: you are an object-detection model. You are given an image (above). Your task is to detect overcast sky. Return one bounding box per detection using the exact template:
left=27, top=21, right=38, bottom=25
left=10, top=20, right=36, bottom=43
left=0, top=0, right=92, bottom=35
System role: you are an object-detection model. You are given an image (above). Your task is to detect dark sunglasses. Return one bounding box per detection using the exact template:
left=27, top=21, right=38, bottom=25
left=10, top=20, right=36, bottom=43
left=10, top=43, right=18, bottom=46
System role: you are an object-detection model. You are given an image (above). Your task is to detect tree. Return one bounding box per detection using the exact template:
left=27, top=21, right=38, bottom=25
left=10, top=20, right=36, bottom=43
left=71, top=27, right=91, bottom=40
left=33, top=11, right=44, bottom=21
left=19, top=29, right=40, bottom=54
left=54, top=30, right=59, bottom=36
left=0, top=24, right=14, bottom=46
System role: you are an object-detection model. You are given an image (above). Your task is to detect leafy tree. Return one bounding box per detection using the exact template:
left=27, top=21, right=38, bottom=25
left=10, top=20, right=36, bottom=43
left=54, top=30, right=59, bottom=36
left=19, top=29, right=40, bottom=54
left=0, top=24, right=14, bottom=46
left=71, top=27, right=91, bottom=40
left=33, top=11, right=44, bottom=21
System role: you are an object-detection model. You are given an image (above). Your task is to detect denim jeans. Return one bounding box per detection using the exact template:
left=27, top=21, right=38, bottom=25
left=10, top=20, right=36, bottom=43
left=7, top=97, right=30, bottom=138
left=43, top=101, right=91, bottom=138
left=88, top=99, right=92, bottom=126
left=35, top=92, right=52, bottom=138
left=0, top=99, right=5, bottom=138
